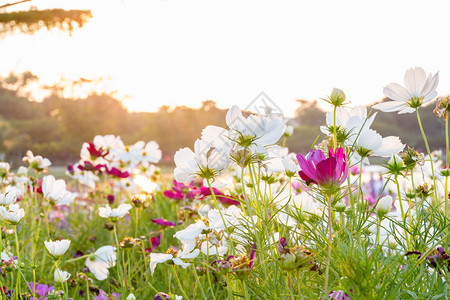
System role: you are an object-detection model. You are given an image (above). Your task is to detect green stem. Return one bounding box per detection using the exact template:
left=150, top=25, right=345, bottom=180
left=14, top=225, right=21, bottom=299
left=192, top=265, right=207, bottom=300
left=287, top=272, right=293, bottom=300
left=205, top=178, right=234, bottom=254
left=446, top=116, right=450, bottom=167
left=395, top=176, right=410, bottom=249
left=324, top=194, right=333, bottom=296
left=333, top=105, right=338, bottom=150
left=45, top=205, right=51, bottom=238
left=205, top=237, right=216, bottom=300
left=445, top=117, right=449, bottom=228
left=134, top=208, right=139, bottom=237
left=416, top=109, right=438, bottom=206
left=113, top=226, right=125, bottom=292
left=247, top=164, right=269, bottom=277
left=172, top=265, right=190, bottom=300
left=376, top=217, right=382, bottom=246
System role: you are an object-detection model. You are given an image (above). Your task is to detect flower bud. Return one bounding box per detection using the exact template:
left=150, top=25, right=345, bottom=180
left=416, top=183, right=433, bottom=199
left=441, top=168, right=450, bottom=177
left=329, top=88, right=346, bottom=107
left=405, top=190, right=417, bottom=199
left=195, top=266, right=206, bottom=276
left=104, top=222, right=115, bottom=231
left=284, top=125, right=294, bottom=137
left=334, top=202, right=346, bottom=213
left=388, top=235, right=398, bottom=249
left=54, top=268, right=71, bottom=283
left=0, top=163, right=10, bottom=179
left=400, top=147, right=424, bottom=169
left=386, top=154, right=405, bottom=174
left=376, top=196, right=392, bottom=218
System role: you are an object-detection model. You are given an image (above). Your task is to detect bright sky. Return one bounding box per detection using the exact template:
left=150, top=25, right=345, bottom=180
left=1, top=0, right=450, bottom=116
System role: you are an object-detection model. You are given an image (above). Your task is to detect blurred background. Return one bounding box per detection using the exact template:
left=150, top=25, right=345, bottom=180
left=0, top=0, right=449, bottom=167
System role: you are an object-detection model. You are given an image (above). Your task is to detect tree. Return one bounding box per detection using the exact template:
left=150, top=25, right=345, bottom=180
left=0, top=1, right=92, bottom=35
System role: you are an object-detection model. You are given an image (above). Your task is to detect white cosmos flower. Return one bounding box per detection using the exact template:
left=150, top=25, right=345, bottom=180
left=174, top=206, right=239, bottom=243
left=1, top=251, right=11, bottom=262
left=85, top=246, right=117, bottom=281
left=142, top=141, right=162, bottom=164
left=321, top=106, right=377, bottom=142
left=44, top=239, right=71, bottom=260
left=150, top=241, right=200, bottom=275
left=202, top=105, right=286, bottom=153
left=113, top=141, right=145, bottom=165
left=99, top=203, right=132, bottom=221
left=174, top=139, right=229, bottom=183
left=80, top=135, right=124, bottom=164
left=93, top=135, right=124, bottom=155
left=126, top=294, right=136, bottom=300
left=54, top=269, right=71, bottom=283
left=17, top=166, right=28, bottom=177
left=68, top=167, right=99, bottom=189
left=0, top=204, right=24, bottom=225
left=42, top=175, right=77, bottom=205
left=277, top=191, right=321, bottom=227
left=173, top=207, right=241, bottom=256
left=226, top=105, right=286, bottom=149
left=373, top=67, right=439, bottom=114
left=355, top=129, right=404, bottom=158
left=0, top=187, right=20, bottom=206
left=22, top=150, right=51, bottom=171
left=264, top=145, right=288, bottom=174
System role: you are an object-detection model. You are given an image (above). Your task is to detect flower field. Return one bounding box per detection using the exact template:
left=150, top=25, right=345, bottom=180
left=1, top=67, right=450, bottom=299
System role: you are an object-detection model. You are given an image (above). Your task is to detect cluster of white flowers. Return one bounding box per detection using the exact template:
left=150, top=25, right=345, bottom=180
left=68, top=134, right=162, bottom=192
left=150, top=205, right=248, bottom=275
left=174, top=106, right=293, bottom=186
left=320, top=105, right=405, bottom=165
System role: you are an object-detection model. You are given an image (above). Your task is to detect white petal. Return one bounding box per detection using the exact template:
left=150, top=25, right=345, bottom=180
left=172, top=257, right=190, bottom=269
left=372, top=100, right=405, bottom=113
left=149, top=253, right=173, bottom=275
left=383, top=83, right=411, bottom=102
left=404, top=67, right=427, bottom=96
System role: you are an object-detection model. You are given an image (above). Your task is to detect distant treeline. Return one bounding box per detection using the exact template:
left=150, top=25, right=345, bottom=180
left=0, top=83, right=446, bottom=167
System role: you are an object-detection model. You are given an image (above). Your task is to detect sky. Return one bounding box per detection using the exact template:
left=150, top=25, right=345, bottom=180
left=1, top=0, right=450, bottom=116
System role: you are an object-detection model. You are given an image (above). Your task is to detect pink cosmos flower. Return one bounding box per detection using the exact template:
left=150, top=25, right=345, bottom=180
left=87, top=142, right=109, bottom=160
left=146, top=234, right=162, bottom=253
left=163, top=180, right=201, bottom=201
left=151, top=218, right=177, bottom=227
left=200, top=186, right=241, bottom=206
left=329, top=290, right=351, bottom=300
left=106, top=167, right=130, bottom=179
left=29, top=282, right=54, bottom=300
left=77, top=161, right=106, bottom=174
left=297, top=147, right=348, bottom=191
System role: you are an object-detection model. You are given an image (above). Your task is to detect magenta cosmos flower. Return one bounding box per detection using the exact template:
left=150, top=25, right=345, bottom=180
left=297, top=147, right=348, bottom=191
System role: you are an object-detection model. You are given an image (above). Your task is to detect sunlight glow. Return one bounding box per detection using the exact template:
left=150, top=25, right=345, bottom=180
left=1, top=0, right=450, bottom=115
left=134, top=174, right=157, bottom=194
